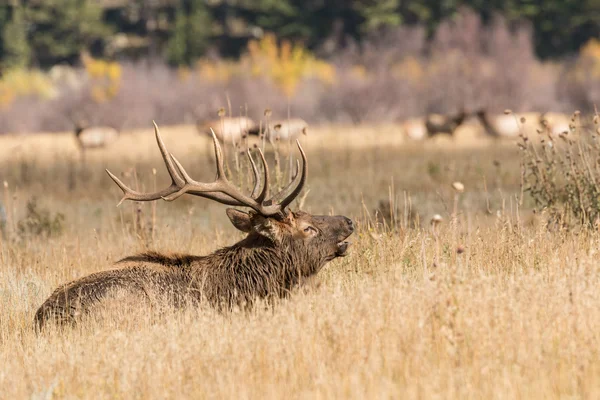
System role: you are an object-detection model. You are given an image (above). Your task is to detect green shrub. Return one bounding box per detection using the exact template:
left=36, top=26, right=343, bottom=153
left=17, top=198, right=65, bottom=239
left=521, top=112, right=600, bottom=228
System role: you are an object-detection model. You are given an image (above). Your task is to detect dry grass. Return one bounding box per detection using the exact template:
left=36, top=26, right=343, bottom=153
left=1, top=124, right=599, bottom=399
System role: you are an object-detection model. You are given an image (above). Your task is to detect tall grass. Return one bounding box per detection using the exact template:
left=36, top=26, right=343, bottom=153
left=521, top=110, right=600, bottom=228
left=1, top=124, right=599, bottom=398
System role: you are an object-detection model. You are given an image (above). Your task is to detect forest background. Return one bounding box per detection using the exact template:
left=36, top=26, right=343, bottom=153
left=0, top=0, right=599, bottom=132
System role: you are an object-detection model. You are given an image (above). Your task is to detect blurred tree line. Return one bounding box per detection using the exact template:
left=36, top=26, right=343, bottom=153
left=0, top=0, right=598, bottom=70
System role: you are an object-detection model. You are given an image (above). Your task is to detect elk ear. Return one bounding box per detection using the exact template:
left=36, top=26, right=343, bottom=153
left=252, top=214, right=291, bottom=243
left=253, top=219, right=280, bottom=242
left=226, top=208, right=252, bottom=233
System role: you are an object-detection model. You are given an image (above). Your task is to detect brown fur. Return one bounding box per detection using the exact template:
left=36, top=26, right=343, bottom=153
left=117, top=252, right=203, bottom=267
left=35, top=210, right=354, bottom=329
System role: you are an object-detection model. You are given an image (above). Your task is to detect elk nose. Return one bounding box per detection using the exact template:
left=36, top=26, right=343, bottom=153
left=344, top=217, right=354, bottom=232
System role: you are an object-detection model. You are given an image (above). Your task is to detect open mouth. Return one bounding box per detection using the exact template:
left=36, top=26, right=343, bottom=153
left=335, top=241, right=351, bottom=257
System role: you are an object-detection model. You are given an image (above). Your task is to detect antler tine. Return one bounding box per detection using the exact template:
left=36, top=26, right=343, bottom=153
left=210, top=128, right=227, bottom=179
left=160, top=140, right=284, bottom=215
left=164, top=154, right=241, bottom=205
left=255, top=148, right=269, bottom=203
left=108, top=122, right=307, bottom=218
left=278, top=140, right=307, bottom=210
left=269, top=159, right=299, bottom=203
left=153, top=121, right=185, bottom=187
left=164, top=153, right=270, bottom=214
left=106, top=170, right=128, bottom=205
left=106, top=121, right=186, bottom=206
left=106, top=168, right=186, bottom=206
left=247, top=150, right=261, bottom=198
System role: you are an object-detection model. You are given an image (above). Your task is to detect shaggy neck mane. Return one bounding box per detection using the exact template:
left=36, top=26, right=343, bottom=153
left=117, top=234, right=320, bottom=304
left=212, top=234, right=319, bottom=276
left=118, top=252, right=204, bottom=267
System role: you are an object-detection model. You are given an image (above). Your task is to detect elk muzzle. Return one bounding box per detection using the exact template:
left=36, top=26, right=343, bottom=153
left=334, top=216, right=354, bottom=257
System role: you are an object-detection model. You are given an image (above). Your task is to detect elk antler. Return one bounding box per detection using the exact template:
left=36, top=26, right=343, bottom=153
left=106, top=122, right=306, bottom=218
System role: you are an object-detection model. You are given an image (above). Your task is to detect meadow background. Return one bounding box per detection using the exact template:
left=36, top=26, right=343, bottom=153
left=2, top=123, right=600, bottom=398
left=2, top=1, right=600, bottom=399
left=0, top=2, right=599, bottom=133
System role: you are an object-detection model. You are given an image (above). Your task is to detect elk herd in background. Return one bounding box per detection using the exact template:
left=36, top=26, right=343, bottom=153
left=67, top=109, right=309, bottom=163
left=196, top=115, right=308, bottom=147
left=66, top=107, right=576, bottom=159
left=402, top=109, right=575, bottom=140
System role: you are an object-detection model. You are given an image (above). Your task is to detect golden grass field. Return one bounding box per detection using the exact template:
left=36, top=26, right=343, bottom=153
left=1, top=122, right=600, bottom=398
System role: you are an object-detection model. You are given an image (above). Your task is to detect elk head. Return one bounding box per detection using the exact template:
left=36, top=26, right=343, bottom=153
left=107, top=123, right=354, bottom=272
left=226, top=209, right=353, bottom=266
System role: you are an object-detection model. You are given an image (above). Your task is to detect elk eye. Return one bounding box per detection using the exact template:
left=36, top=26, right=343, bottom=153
left=304, top=226, right=317, bottom=235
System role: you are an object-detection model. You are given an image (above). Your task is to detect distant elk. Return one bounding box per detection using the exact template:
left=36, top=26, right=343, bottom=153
left=68, top=116, right=120, bottom=162
left=539, top=112, right=573, bottom=136
left=424, top=109, right=468, bottom=138
left=401, top=118, right=427, bottom=140
left=402, top=110, right=467, bottom=140
left=249, top=118, right=309, bottom=145
left=196, top=116, right=258, bottom=148
left=475, top=109, right=522, bottom=138
left=35, top=122, right=354, bottom=329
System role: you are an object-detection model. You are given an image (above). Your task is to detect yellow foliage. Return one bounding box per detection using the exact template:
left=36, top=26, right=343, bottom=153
left=83, top=56, right=122, bottom=103
left=313, top=62, right=336, bottom=85
left=349, top=65, right=369, bottom=81
left=242, top=33, right=337, bottom=97
left=392, top=56, right=424, bottom=81
left=194, top=33, right=336, bottom=97
left=0, top=82, right=15, bottom=108
left=106, top=63, right=122, bottom=81
left=580, top=39, right=600, bottom=61
left=196, top=60, right=234, bottom=83
left=177, top=66, right=191, bottom=81
left=91, top=86, right=107, bottom=103
left=106, top=84, right=120, bottom=99
left=579, top=38, right=600, bottom=78
left=0, top=69, right=56, bottom=108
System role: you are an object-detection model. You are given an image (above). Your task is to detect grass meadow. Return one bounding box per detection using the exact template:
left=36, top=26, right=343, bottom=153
left=1, top=121, right=599, bottom=398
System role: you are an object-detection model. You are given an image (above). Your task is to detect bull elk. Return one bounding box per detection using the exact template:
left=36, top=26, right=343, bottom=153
left=35, top=122, right=354, bottom=329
